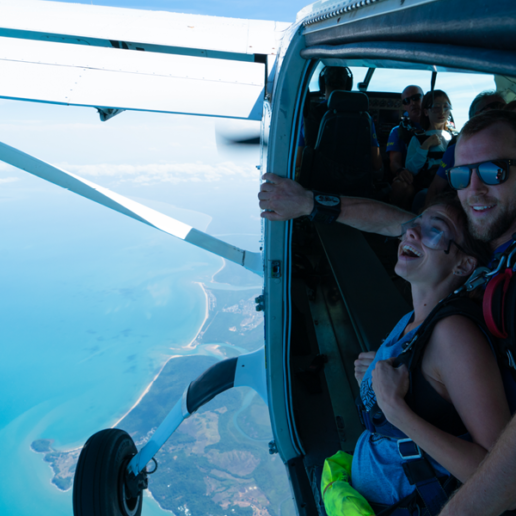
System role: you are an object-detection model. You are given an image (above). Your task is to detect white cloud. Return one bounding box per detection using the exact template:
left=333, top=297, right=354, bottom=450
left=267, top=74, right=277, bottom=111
left=0, top=162, right=16, bottom=172
left=0, top=177, right=19, bottom=184
left=60, top=161, right=259, bottom=185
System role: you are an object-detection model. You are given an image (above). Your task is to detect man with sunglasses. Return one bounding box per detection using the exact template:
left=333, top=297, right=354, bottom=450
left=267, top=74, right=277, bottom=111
left=259, top=109, right=516, bottom=516
left=260, top=110, right=516, bottom=248
left=425, top=91, right=506, bottom=208
left=436, top=110, right=516, bottom=516
left=386, top=85, right=424, bottom=182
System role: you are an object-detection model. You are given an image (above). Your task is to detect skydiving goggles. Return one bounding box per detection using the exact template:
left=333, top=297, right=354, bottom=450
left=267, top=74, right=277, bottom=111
left=402, top=93, right=423, bottom=105
left=399, top=213, right=465, bottom=254
left=447, top=159, right=516, bottom=190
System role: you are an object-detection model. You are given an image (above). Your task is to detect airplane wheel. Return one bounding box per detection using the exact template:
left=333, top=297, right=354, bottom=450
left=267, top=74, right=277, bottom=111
left=73, top=429, right=143, bottom=516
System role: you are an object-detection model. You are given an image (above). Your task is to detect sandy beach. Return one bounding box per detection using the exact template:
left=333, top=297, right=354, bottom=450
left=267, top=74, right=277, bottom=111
left=113, top=278, right=212, bottom=427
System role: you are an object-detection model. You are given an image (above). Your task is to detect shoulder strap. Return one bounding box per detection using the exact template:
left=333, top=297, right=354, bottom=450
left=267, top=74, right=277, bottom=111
left=414, top=133, right=428, bottom=145
left=395, top=295, right=485, bottom=374
left=398, top=117, right=419, bottom=145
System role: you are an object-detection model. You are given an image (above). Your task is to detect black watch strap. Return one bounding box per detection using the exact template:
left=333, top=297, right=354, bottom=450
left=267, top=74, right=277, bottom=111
left=308, top=192, right=341, bottom=224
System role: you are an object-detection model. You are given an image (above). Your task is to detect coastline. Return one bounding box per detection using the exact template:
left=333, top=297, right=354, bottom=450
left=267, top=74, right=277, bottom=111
left=116, top=270, right=217, bottom=424
left=184, top=281, right=210, bottom=350
left=111, top=354, right=183, bottom=429
left=29, top=259, right=270, bottom=513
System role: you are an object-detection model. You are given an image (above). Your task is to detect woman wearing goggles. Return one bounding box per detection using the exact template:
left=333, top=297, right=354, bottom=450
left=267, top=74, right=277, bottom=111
left=399, top=211, right=466, bottom=254
left=447, top=159, right=515, bottom=190
left=351, top=194, right=510, bottom=512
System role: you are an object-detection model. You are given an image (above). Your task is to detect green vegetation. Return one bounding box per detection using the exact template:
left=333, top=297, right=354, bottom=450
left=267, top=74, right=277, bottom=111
left=30, top=280, right=293, bottom=515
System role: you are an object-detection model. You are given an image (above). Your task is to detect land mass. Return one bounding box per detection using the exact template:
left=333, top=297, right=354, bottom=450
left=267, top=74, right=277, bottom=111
left=31, top=439, right=80, bottom=491
left=32, top=263, right=294, bottom=516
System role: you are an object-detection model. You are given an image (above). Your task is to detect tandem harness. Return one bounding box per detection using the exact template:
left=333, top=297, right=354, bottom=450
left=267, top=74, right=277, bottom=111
left=354, top=239, right=516, bottom=515
left=355, top=294, right=494, bottom=516
left=462, top=236, right=516, bottom=413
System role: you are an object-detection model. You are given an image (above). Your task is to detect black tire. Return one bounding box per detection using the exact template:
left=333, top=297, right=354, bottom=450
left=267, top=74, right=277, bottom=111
left=73, top=429, right=143, bottom=516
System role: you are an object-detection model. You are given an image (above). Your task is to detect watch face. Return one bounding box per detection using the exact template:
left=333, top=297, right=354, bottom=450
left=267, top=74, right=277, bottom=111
left=315, top=194, right=340, bottom=207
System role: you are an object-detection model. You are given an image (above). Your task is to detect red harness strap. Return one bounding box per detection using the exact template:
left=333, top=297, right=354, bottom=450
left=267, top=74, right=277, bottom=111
left=483, top=268, right=514, bottom=339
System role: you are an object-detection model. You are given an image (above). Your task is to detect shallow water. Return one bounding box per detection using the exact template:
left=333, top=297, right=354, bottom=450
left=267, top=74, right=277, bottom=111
left=0, top=183, right=224, bottom=515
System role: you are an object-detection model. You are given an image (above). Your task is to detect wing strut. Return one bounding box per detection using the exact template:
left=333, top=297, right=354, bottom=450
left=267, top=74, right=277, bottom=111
left=0, top=141, right=262, bottom=276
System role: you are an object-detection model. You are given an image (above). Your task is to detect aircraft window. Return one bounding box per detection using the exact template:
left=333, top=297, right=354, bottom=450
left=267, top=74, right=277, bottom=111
left=309, top=64, right=369, bottom=93
left=308, top=62, right=326, bottom=92
left=348, top=67, right=375, bottom=91
left=308, top=66, right=494, bottom=129
left=364, top=68, right=495, bottom=130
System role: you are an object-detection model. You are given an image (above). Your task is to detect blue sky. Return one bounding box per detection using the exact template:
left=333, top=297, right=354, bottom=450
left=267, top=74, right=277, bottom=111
left=51, top=0, right=311, bottom=21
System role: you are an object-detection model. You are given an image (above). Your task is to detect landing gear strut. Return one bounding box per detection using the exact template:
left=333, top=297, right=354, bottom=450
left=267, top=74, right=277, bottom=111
left=73, top=348, right=267, bottom=515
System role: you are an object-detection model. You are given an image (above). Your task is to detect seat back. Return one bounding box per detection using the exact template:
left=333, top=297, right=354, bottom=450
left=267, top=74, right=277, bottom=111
left=299, top=90, right=374, bottom=197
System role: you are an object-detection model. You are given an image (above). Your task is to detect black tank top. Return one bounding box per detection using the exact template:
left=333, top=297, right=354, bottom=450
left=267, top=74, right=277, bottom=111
left=408, top=364, right=467, bottom=436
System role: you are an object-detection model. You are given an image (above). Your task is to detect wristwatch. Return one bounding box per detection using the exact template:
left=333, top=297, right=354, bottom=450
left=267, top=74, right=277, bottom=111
left=308, top=191, right=341, bottom=224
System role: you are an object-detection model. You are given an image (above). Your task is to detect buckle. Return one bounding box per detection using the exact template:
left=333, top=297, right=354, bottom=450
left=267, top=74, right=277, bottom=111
left=455, top=266, right=489, bottom=294
left=397, top=438, right=422, bottom=460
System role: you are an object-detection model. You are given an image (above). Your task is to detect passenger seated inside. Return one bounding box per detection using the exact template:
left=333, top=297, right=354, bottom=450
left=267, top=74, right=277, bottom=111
left=296, top=66, right=382, bottom=181
left=386, top=85, right=424, bottom=184
left=424, top=90, right=506, bottom=207
left=391, top=90, right=455, bottom=212
left=351, top=194, right=510, bottom=513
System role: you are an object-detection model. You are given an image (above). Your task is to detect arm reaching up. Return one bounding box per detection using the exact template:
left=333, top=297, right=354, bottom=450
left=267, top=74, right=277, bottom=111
left=258, top=172, right=413, bottom=237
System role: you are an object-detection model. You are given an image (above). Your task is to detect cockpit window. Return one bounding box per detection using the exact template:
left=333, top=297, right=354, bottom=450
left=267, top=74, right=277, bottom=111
left=362, top=68, right=495, bottom=129
left=308, top=65, right=494, bottom=130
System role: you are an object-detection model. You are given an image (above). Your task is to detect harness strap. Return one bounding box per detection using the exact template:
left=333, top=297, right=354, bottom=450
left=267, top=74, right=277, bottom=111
left=484, top=268, right=513, bottom=339
left=399, top=440, right=449, bottom=516
left=354, top=295, right=480, bottom=516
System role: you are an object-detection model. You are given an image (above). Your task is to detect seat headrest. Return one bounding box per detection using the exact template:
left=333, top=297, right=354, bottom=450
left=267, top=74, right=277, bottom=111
left=328, top=90, right=369, bottom=112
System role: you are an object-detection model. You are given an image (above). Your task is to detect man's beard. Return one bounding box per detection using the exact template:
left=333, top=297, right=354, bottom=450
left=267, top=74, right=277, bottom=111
left=467, top=199, right=516, bottom=243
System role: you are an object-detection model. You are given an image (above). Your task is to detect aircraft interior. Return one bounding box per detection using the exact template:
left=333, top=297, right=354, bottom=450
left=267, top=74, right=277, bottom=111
left=283, top=62, right=515, bottom=513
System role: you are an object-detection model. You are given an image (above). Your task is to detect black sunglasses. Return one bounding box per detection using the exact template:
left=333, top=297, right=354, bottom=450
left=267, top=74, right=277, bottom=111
left=447, top=159, right=516, bottom=190
left=402, top=93, right=423, bottom=105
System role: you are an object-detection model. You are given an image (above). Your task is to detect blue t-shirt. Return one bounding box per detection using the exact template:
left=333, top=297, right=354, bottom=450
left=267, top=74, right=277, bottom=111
left=386, top=117, right=423, bottom=155
left=436, top=144, right=455, bottom=180
left=298, top=100, right=379, bottom=148
left=351, top=312, right=450, bottom=506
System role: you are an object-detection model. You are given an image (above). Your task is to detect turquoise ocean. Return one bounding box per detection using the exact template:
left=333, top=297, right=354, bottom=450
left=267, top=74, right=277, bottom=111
left=0, top=178, right=245, bottom=515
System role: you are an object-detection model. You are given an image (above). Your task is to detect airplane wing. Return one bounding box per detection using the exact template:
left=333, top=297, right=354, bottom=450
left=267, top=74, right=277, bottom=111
left=0, top=140, right=263, bottom=275
left=0, top=0, right=290, bottom=120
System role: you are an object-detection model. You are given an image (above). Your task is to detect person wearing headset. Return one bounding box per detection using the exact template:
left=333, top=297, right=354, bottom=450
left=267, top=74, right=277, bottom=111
left=296, top=66, right=383, bottom=178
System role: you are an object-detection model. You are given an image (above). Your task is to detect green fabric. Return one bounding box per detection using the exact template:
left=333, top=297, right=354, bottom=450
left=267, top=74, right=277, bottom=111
left=321, top=451, right=375, bottom=516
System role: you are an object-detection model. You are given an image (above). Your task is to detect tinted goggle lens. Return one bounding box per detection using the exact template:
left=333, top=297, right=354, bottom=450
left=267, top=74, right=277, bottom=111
left=448, top=161, right=509, bottom=190
left=400, top=217, right=449, bottom=250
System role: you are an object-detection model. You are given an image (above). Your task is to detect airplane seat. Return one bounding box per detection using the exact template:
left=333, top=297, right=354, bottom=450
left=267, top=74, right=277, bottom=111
left=365, top=91, right=404, bottom=183
left=298, top=90, right=375, bottom=198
